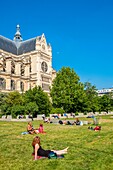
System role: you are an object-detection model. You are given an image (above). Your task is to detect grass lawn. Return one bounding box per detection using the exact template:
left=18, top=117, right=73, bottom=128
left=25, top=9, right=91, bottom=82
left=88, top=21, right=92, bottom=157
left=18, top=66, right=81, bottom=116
left=0, top=115, right=113, bottom=170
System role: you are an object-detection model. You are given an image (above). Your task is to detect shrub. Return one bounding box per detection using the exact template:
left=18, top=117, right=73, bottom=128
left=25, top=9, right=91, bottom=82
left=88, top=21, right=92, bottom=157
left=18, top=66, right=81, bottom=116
left=75, top=112, right=78, bottom=115
left=50, top=108, right=65, bottom=114
left=11, top=105, right=25, bottom=118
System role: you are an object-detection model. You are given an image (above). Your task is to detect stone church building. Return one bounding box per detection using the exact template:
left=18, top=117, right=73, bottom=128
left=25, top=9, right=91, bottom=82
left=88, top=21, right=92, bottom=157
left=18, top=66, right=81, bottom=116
left=0, top=25, right=56, bottom=94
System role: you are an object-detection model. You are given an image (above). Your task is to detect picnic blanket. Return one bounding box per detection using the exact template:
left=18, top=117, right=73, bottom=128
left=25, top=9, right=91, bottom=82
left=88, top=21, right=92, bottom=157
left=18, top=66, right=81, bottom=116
left=32, top=153, right=64, bottom=160
left=21, top=132, right=29, bottom=135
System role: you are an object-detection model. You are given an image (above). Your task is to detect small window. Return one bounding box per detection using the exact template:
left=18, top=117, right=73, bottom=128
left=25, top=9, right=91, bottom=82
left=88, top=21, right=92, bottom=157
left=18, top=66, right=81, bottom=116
left=3, top=58, right=6, bottom=72
left=11, top=61, right=15, bottom=74
left=21, top=64, right=24, bottom=76
left=20, top=82, right=24, bottom=92
left=0, top=78, right=6, bottom=90
left=42, top=83, right=49, bottom=91
left=11, top=80, right=15, bottom=90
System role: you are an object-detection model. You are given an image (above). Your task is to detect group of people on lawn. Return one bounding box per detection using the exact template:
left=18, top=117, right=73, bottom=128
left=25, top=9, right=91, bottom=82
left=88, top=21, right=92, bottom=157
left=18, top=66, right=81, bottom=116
left=27, top=117, right=84, bottom=135
left=59, top=118, right=82, bottom=125
left=43, top=117, right=82, bottom=125
left=26, top=121, right=68, bottom=160
left=27, top=117, right=82, bottom=136
left=26, top=114, right=101, bottom=161
left=27, top=122, right=46, bottom=134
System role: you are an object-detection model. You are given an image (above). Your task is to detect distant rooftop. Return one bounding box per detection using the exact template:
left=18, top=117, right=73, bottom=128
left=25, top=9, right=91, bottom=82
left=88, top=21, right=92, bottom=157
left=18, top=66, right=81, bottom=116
left=0, top=25, right=38, bottom=55
left=97, top=87, right=113, bottom=94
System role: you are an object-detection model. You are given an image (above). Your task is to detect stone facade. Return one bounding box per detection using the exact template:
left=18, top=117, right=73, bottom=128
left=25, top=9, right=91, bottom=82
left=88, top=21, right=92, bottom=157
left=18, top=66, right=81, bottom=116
left=0, top=25, right=56, bottom=93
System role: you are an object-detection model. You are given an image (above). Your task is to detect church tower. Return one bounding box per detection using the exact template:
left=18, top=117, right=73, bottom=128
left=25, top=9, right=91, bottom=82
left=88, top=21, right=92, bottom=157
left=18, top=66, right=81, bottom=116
left=13, top=25, right=23, bottom=42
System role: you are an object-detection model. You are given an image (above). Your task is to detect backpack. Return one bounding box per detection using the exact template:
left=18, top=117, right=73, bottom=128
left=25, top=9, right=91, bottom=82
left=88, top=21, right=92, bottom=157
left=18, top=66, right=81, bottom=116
left=48, top=151, right=57, bottom=159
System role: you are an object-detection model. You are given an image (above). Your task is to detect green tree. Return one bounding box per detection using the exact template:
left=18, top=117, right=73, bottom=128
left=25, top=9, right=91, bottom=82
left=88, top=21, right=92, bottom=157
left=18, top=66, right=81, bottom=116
left=99, top=94, right=111, bottom=113
left=110, top=96, right=113, bottom=111
left=0, top=92, right=8, bottom=106
left=0, top=92, right=8, bottom=114
left=50, top=67, right=85, bottom=113
left=84, top=82, right=99, bottom=113
left=24, top=86, right=52, bottom=116
left=5, top=91, right=24, bottom=106
left=11, top=105, right=25, bottom=118
left=0, top=91, right=24, bottom=116
left=50, top=108, right=65, bottom=114
left=25, top=102, right=38, bottom=117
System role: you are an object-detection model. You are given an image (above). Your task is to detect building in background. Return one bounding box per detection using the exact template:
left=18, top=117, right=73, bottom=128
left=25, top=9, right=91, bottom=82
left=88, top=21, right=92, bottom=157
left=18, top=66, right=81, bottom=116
left=97, top=88, right=113, bottom=96
left=0, top=25, right=56, bottom=93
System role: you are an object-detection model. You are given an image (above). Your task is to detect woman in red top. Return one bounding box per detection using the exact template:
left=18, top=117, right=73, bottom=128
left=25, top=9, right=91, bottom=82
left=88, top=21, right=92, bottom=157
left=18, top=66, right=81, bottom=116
left=38, top=124, right=46, bottom=133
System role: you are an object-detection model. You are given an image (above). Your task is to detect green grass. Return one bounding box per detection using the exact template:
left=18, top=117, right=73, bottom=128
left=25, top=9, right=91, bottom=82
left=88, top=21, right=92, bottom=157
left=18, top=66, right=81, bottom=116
left=0, top=117, right=113, bottom=170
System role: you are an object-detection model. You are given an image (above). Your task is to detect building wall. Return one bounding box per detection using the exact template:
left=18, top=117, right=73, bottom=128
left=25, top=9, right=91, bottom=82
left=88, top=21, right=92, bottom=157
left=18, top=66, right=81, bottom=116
left=0, top=33, right=56, bottom=94
left=97, top=88, right=113, bottom=96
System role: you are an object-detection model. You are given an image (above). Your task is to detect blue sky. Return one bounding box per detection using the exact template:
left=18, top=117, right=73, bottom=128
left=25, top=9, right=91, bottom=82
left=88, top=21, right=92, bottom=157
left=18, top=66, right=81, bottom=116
left=0, top=0, right=113, bottom=89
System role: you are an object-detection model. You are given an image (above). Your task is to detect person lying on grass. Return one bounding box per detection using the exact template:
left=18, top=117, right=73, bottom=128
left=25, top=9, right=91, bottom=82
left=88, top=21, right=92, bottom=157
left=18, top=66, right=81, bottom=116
left=88, top=126, right=101, bottom=131
left=32, top=136, right=69, bottom=160
left=59, top=120, right=73, bottom=125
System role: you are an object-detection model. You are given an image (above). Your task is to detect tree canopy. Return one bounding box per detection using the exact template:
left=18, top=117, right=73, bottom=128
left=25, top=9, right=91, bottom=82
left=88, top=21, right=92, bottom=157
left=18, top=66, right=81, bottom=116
left=24, top=86, right=52, bottom=116
left=0, top=86, right=52, bottom=117
left=0, top=67, right=113, bottom=117
left=50, top=67, right=85, bottom=112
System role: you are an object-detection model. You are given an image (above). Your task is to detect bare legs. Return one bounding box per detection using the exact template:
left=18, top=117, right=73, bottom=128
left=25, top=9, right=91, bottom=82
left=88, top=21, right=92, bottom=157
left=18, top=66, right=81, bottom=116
left=34, top=130, right=39, bottom=134
left=52, top=147, right=69, bottom=155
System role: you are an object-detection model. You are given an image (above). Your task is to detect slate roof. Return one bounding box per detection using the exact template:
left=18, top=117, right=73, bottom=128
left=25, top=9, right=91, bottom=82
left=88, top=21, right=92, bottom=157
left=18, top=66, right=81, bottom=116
left=0, top=36, right=17, bottom=55
left=17, top=38, right=36, bottom=55
left=0, top=35, right=37, bottom=55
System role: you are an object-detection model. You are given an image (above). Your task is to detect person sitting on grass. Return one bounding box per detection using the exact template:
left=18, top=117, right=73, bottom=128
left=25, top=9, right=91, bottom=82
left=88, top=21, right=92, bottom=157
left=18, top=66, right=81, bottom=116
left=44, top=117, right=50, bottom=123
left=74, top=118, right=81, bottom=125
left=27, top=122, right=39, bottom=134
left=38, top=124, right=46, bottom=133
left=18, top=114, right=23, bottom=119
left=32, top=136, right=69, bottom=160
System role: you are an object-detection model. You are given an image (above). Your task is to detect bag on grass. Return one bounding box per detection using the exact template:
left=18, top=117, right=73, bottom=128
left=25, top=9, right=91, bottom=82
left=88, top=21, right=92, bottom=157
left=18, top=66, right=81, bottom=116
left=48, top=151, right=57, bottom=159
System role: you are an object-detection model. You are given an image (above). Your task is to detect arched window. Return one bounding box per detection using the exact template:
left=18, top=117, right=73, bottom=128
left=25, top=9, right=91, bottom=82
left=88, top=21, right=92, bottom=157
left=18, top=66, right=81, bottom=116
left=0, top=78, right=6, bottom=90
left=41, top=61, right=48, bottom=73
left=11, top=61, right=15, bottom=74
left=11, top=80, right=15, bottom=90
left=29, top=57, right=31, bottom=73
left=21, top=63, right=24, bottom=76
left=3, top=58, right=6, bottom=72
left=20, top=81, right=24, bottom=92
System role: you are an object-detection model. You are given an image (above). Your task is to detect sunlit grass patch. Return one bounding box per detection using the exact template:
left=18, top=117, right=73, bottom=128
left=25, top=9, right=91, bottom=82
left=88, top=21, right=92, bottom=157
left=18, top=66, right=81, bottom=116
left=0, top=116, right=113, bottom=170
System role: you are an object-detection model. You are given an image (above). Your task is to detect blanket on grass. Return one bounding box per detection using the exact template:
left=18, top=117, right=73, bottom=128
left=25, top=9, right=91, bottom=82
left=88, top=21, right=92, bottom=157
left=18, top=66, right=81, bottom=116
left=21, top=132, right=29, bottom=135
left=21, top=131, right=46, bottom=135
left=32, top=153, right=64, bottom=160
